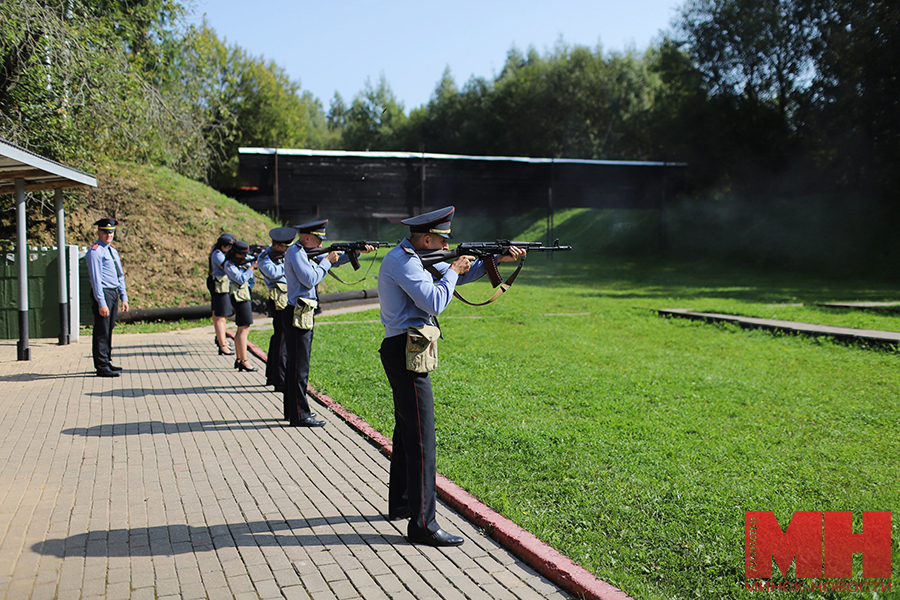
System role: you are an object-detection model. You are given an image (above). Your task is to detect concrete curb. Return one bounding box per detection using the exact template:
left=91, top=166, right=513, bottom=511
left=656, top=308, right=900, bottom=348
left=234, top=333, right=634, bottom=600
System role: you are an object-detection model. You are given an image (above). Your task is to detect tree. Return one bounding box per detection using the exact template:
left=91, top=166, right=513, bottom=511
left=340, top=74, right=407, bottom=151
left=0, top=0, right=207, bottom=175
left=676, top=0, right=820, bottom=116
left=809, top=0, right=900, bottom=195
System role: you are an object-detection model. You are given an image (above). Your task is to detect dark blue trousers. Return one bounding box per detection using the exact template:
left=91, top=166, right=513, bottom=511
left=91, top=288, right=119, bottom=371
left=380, top=334, right=439, bottom=536
left=265, top=300, right=287, bottom=386
left=282, top=307, right=315, bottom=423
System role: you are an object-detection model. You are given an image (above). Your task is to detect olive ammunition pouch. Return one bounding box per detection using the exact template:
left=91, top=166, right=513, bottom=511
left=292, top=298, right=318, bottom=330
left=214, top=274, right=230, bottom=294
left=405, top=324, right=441, bottom=373
left=231, top=281, right=251, bottom=303
left=270, top=282, right=288, bottom=311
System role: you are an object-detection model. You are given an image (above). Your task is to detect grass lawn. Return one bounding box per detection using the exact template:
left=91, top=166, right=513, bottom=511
left=250, top=255, right=899, bottom=600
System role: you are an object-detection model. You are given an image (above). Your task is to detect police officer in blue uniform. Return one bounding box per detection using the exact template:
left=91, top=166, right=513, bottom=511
left=257, top=227, right=295, bottom=404
left=208, top=233, right=235, bottom=355
left=85, top=218, right=130, bottom=377
left=224, top=240, right=257, bottom=372
left=377, top=206, right=525, bottom=547
left=282, top=220, right=374, bottom=427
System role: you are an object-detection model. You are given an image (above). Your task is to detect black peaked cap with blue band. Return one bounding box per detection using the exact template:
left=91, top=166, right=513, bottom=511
left=401, top=206, right=454, bottom=239
left=294, top=219, right=328, bottom=239
left=94, top=218, right=118, bottom=231
left=269, top=227, right=297, bottom=244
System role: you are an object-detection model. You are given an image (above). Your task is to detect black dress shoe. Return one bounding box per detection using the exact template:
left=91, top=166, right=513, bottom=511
left=289, top=416, right=325, bottom=427
left=284, top=412, right=315, bottom=420
left=108, top=364, right=123, bottom=372
left=96, top=368, right=120, bottom=378
left=407, top=528, right=464, bottom=547
left=386, top=507, right=412, bottom=521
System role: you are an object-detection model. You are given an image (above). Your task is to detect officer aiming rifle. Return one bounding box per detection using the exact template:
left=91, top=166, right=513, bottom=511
left=416, top=239, right=571, bottom=305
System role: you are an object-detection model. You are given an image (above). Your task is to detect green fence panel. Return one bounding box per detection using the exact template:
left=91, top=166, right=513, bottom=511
left=79, top=255, right=92, bottom=326
left=0, top=247, right=61, bottom=339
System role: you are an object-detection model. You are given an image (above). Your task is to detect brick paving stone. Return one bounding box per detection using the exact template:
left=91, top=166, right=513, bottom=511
left=0, top=332, right=580, bottom=600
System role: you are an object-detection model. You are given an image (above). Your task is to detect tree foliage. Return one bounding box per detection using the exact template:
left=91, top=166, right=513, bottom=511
left=387, top=44, right=661, bottom=162
left=338, top=74, right=408, bottom=151
left=0, top=1, right=330, bottom=184
left=1, top=0, right=897, bottom=206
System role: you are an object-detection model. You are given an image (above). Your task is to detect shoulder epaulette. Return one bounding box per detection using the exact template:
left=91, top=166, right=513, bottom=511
left=401, top=245, right=416, bottom=255
left=90, top=243, right=99, bottom=250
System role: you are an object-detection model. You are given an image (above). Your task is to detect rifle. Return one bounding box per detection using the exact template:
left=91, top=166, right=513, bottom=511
left=417, top=239, right=571, bottom=288
left=304, top=241, right=392, bottom=270
left=228, top=243, right=266, bottom=267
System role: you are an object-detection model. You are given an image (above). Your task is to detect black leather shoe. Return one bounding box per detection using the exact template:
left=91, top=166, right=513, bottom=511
left=407, top=528, right=464, bottom=547
left=218, top=345, right=234, bottom=355
left=386, top=507, right=412, bottom=521
left=108, top=364, right=123, bottom=372
left=236, top=359, right=257, bottom=372
left=289, top=416, right=325, bottom=427
left=284, top=412, right=315, bottom=420
left=96, top=368, right=120, bottom=378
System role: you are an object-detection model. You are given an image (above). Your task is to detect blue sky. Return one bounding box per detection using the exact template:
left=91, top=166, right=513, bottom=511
left=188, top=0, right=683, bottom=111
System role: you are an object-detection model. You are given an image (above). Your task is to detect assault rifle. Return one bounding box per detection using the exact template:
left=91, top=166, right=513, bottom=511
left=304, top=240, right=393, bottom=270
left=417, top=239, right=571, bottom=288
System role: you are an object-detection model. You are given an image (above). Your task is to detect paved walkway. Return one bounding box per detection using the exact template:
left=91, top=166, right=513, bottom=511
left=0, top=328, right=574, bottom=600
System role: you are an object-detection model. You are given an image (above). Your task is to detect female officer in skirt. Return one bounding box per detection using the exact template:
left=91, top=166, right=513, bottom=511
left=224, top=240, right=258, bottom=372
left=208, top=233, right=235, bottom=354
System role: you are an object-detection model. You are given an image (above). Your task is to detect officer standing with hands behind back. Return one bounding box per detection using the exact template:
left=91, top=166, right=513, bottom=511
left=377, top=206, right=525, bottom=547
left=85, top=217, right=130, bottom=377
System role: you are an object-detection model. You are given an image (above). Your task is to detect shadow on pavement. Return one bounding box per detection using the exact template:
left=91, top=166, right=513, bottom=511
left=62, top=418, right=294, bottom=436
left=32, top=518, right=407, bottom=558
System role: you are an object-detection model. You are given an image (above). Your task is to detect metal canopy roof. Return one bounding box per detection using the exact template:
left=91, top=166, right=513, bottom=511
left=0, top=139, right=97, bottom=195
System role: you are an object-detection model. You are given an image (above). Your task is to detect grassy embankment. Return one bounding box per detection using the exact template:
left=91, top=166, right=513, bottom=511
left=249, top=208, right=900, bottom=600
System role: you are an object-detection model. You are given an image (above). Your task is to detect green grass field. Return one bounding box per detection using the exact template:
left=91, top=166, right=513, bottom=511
left=250, top=254, right=900, bottom=600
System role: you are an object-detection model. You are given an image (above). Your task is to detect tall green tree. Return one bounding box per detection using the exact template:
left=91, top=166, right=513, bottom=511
left=0, top=0, right=207, bottom=175
left=809, top=0, right=900, bottom=195
left=340, top=74, right=408, bottom=151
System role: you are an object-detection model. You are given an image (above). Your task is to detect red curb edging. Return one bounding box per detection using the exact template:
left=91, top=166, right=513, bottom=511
left=235, top=333, right=633, bottom=600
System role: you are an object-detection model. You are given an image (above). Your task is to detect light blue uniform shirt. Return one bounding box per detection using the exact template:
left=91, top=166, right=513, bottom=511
left=210, top=248, right=228, bottom=278
left=224, top=260, right=255, bottom=289
left=283, top=243, right=352, bottom=305
left=378, top=238, right=486, bottom=338
left=257, top=247, right=286, bottom=290
left=85, top=240, right=128, bottom=308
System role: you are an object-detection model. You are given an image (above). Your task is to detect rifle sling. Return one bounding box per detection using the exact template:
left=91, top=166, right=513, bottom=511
left=424, top=257, right=525, bottom=307
left=324, top=248, right=379, bottom=285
